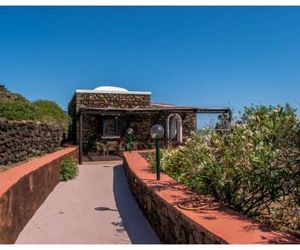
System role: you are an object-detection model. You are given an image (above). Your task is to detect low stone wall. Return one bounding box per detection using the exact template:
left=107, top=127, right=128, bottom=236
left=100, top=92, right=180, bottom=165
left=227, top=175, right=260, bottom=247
left=0, top=119, right=65, bottom=166
left=123, top=151, right=300, bottom=244
left=0, top=146, right=78, bottom=244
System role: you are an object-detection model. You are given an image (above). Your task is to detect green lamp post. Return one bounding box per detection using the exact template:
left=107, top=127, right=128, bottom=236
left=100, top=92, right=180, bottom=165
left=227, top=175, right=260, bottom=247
left=150, top=124, right=165, bottom=180
left=127, top=127, right=134, bottom=152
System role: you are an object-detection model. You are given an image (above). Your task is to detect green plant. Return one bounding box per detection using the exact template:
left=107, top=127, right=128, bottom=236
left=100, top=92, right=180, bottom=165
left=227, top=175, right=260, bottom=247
left=0, top=100, right=37, bottom=121
left=160, top=104, right=300, bottom=236
left=0, top=87, right=70, bottom=127
left=33, top=100, right=70, bottom=128
left=60, top=156, right=79, bottom=181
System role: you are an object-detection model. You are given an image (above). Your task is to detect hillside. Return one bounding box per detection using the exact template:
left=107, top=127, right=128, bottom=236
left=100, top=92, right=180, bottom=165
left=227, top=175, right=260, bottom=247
left=0, top=85, right=70, bottom=127
left=0, top=85, right=29, bottom=102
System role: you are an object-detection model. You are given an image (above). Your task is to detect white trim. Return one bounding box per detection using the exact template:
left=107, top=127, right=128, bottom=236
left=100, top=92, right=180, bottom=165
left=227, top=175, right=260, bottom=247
left=151, top=102, right=175, bottom=107
left=101, top=136, right=121, bottom=139
left=76, top=89, right=151, bottom=95
left=166, top=113, right=183, bottom=143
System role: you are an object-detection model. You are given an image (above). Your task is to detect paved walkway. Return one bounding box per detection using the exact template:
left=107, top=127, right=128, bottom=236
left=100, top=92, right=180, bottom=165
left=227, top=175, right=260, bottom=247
left=16, top=161, right=160, bottom=244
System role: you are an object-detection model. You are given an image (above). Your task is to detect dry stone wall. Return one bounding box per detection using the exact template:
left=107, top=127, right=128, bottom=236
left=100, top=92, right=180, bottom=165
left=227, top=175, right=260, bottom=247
left=68, top=91, right=197, bottom=151
left=0, top=119, right=64, bottom=167
left=80, top=111, right=197, bottom=153
left=68, top=92, right=151, bottom=144
left=123, top=155, right=222, bottom=244
left=76, top=92, right=151, bottom=110
left=182, top=112, right=197, bottom=141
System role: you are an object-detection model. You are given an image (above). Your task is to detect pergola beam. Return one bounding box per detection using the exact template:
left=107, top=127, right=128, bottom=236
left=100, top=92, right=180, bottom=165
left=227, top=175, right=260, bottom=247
left=196, top=108, right=232, bottom=123
left=78, top=107, right=231, bottom=115
left=196, top=108, right=231, bottom=113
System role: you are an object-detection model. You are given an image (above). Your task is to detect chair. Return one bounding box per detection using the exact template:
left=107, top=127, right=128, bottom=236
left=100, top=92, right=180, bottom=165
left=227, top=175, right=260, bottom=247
left=106, top=141, right=119, bottom=155
left=96, top=142, right=108, bottom=155
left=118, top=140, right=126, bottom=153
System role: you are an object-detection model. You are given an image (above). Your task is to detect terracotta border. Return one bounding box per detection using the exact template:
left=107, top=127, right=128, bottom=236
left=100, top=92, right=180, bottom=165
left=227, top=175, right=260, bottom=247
left=123, top=151, right=300, bottom=244
left=0, top=146, right=78, bottom=243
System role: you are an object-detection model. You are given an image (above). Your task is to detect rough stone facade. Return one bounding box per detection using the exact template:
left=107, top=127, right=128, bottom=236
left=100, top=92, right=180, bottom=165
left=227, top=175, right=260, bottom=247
left=75, top=92, right=151, bottom=110
left=181, top=112, right=197, bottom=142
left=68, top=90, right=197, bottom=154
left=80, top=111, right=196, bottom=154
left=68, top=92, right=152, bottom=144
left=0, top=119, right=64, bottom=167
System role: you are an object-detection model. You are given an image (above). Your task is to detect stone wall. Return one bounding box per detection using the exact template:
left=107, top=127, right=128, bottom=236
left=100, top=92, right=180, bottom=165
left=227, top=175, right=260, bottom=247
left=122, top=113, right=164, bottom=147
left=68, top=91, right=198, bottom=152
left=180, top=112, right=197, bottom=142
left=80, top=112, right=162, bottom=153
left=68, top=92, right=151, bottom=144
left=80, top=111, right=197, bottom=153
left=124, top=156, right=222, bottom=243
left=68, top=95, right=77, bottom=144
left=75, top=92, right=151, bottom=110
left=0, top=119, right=64, bottom=167
left=0, top=146, right=78, bottom=243
left=123, top=151, right=300, bottom=244
left=128, top=112, right=197, bottom=147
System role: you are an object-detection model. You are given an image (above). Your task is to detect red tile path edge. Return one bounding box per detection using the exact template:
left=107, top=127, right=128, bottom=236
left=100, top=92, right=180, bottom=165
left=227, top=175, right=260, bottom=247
left=123, top=151, right=300, bottom=244
left=0, top=146, right=78, bottom=196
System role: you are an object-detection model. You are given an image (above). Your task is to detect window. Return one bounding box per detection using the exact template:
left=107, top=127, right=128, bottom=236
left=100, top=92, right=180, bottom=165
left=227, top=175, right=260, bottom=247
left=169, top=116, right=178, bottom=140
left=166, top=113, right=182, bottom=143
left=102, top=116, right=120, bottom=138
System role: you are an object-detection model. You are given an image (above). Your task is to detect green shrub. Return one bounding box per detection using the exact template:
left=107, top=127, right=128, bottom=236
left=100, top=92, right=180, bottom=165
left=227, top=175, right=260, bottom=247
left=60, top=156, right=79, bottom=181
left=161, top=104, right=300, bottom=235
left=33, top=100, right=70, bottom=128
left=0, top=100, right=37, bottom=121
left=0, top=87, right=70, bottom=127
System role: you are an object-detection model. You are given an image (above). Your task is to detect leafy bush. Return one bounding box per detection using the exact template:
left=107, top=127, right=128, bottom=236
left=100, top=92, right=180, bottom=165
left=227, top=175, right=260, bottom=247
left=0, top=86, right=70, bottom=127
left=160, top=104, right=300, bottom=235
left=33, top=100, right=70, bottom=128
left=0, top=100, right=37, bottom=121
left=60, top=156, right=79, bottom=181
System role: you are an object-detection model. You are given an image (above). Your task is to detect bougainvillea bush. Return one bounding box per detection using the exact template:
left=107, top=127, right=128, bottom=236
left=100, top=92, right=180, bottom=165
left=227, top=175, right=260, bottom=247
left=159, top=104, right=300, bottom=236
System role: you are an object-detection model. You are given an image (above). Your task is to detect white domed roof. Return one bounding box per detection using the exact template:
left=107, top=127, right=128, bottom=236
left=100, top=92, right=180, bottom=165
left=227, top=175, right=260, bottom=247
left=93, top=86, right=129, bottom=93
left=75, top=85, right=151, bottom=95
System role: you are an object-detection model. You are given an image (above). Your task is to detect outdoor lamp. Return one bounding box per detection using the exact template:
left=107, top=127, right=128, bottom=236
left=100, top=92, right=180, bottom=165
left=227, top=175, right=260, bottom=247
left=150, top=124, right=164, bottom=180
left=127, top=128, right=134, bottom=152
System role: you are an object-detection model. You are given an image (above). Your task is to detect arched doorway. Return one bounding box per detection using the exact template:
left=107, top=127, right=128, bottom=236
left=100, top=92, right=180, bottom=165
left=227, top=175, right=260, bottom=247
left=166, top=113, right=182, bottom=143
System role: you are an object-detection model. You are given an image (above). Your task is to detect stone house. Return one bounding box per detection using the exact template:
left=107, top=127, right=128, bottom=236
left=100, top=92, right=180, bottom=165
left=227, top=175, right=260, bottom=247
left=68, top=86, right=230, bottom=162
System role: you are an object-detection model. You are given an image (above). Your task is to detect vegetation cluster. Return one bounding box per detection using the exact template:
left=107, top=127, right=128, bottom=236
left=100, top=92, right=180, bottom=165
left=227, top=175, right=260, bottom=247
left=60, top=156, right=79, bottom=181
left=147, top=104, right=300, bottom=237
left=0, top=85, right=70, bottom=128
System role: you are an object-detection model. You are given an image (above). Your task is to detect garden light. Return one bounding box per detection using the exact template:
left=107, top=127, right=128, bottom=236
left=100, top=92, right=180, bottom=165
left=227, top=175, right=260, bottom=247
left=127, top=127, right=134, bottom=152
left=150, top=124, right=164, bottom=180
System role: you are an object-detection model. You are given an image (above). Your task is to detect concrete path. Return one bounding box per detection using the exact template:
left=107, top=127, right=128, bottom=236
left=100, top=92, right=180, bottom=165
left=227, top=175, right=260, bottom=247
left=16, top=161, right=160, bottom=244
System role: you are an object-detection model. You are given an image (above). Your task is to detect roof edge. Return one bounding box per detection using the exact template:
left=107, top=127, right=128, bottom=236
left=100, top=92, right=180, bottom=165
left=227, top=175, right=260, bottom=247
left=76, top=89, right=151, bottom=95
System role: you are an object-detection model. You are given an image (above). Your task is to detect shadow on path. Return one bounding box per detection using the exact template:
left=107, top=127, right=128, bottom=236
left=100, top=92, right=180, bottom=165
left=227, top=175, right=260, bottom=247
left=113, top=165, right=160, bottom=244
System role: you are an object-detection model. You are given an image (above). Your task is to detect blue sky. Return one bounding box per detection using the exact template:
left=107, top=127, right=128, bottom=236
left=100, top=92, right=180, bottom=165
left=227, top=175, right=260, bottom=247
left=0, top=6, right=300, bottom=124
